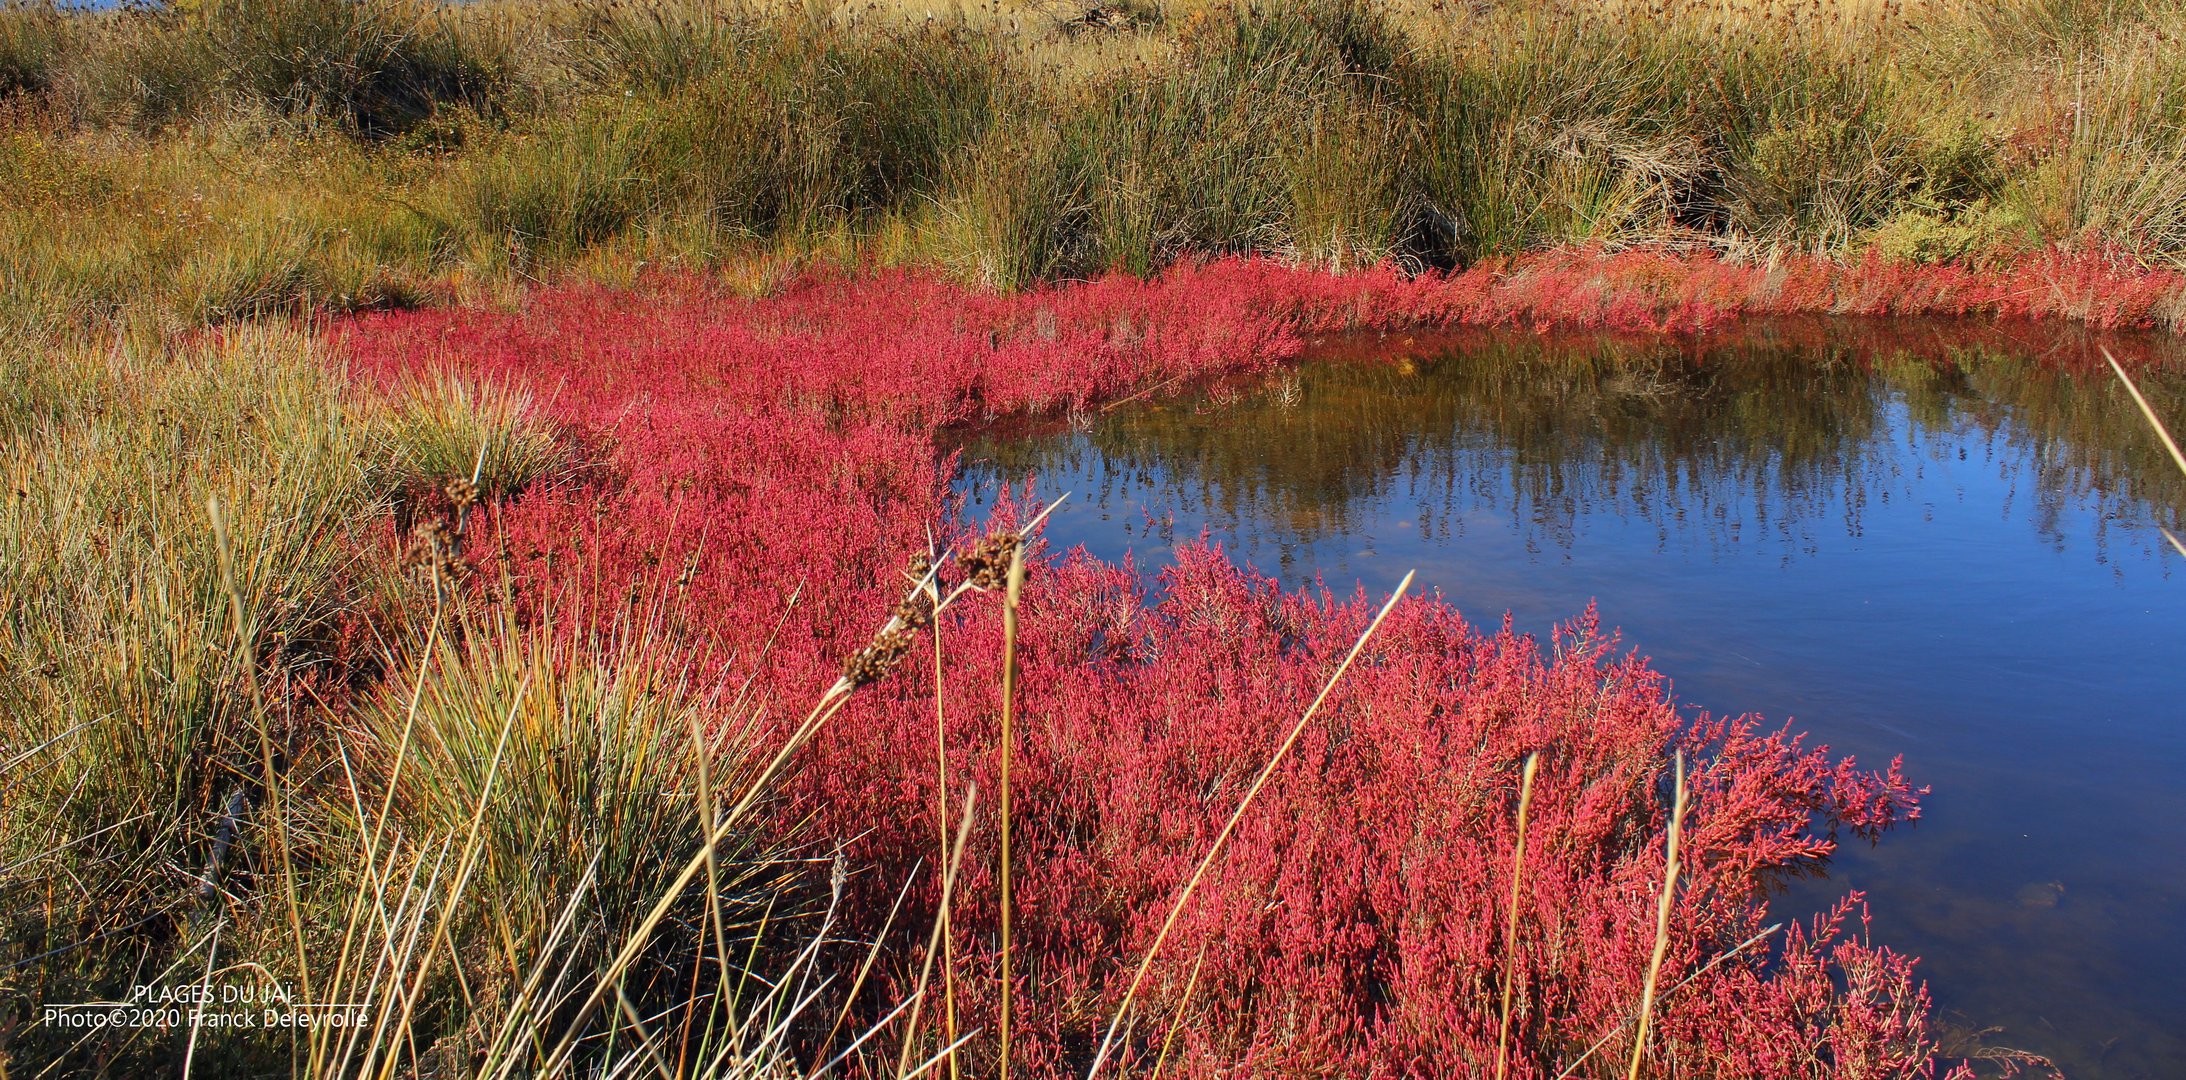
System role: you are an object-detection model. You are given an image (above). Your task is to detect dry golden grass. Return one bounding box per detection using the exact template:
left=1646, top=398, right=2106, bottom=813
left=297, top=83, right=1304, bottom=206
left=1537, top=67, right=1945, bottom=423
left=2, top=0, right=2183, bottom=317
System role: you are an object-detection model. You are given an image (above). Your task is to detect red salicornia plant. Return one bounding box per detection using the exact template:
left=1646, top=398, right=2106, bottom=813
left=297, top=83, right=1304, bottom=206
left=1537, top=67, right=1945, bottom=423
left=339, top=260, right=1983, bottom=1078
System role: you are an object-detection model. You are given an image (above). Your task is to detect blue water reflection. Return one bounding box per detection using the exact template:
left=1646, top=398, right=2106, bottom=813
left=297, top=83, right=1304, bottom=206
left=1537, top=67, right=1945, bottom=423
left=954, top=319, right=2186, bottom=1078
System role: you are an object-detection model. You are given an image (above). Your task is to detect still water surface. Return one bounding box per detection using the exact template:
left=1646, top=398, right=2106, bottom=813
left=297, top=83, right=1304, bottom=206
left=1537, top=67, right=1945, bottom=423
left=955, top=319, right=2186, bottom=1078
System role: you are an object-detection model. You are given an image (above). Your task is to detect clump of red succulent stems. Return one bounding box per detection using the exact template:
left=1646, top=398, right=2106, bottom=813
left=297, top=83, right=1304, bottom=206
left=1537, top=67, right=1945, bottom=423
left=332, top=250, right=2098, bottom=1078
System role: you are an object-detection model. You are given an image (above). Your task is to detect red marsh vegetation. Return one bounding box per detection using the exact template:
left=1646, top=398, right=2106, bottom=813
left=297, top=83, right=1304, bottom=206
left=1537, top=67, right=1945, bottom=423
left=327, top=248, right=2131, bottom=1077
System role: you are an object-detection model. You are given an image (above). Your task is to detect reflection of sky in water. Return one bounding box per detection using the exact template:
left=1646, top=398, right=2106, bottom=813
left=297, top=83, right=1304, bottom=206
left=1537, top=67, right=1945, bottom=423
left=955, top=329, right=2186, bottom=1079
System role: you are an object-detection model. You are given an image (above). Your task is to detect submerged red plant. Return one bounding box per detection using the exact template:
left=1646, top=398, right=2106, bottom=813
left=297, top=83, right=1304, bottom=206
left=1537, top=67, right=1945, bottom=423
left=333, top=251, right=2095, bottom=1077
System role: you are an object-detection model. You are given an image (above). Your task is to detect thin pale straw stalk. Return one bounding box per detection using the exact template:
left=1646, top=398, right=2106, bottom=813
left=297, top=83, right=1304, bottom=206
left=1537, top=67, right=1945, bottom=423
left=998, top=545, right=1027, bottom=1080
left=1495, top=752, right=1542, bottom=1080
left=476, top=857, right=606, bottom=1075
left=684, top=707, right=730, bottom=1072
left=816, top=872, right=919, bottom=1067
left=180, top=930, right=220, bottom=1078
left=0, top=717, right=106, bottom=780
left=2106, top=349, right=2186, bottom=477
left=904, top=1030, right=984, bottom=1080
left=1086, top=570, right=1416, bottom=1080
left=813, top=992, right=918, bottom=1077
left=1149, top=944, right=1210, bottom=1080
left=897, top=786, right=981, bottom=1080
left=929, top=560, right=962, bottom=1080
left=614, top=986, right=678, bottom=1080
left=536, top=672, right=854, bottom=1073
left=2104, top=349, right=2186, bottom=557
left=1551, top=921, right=1781, bottom=1080
left=1626, top=750, right=1688, bottom=1080
left=541, top=503, right=1070, bottom=1074
left=729, top=895, right=776, bottom=1029
left=318, top=618, right=443, bottom=1077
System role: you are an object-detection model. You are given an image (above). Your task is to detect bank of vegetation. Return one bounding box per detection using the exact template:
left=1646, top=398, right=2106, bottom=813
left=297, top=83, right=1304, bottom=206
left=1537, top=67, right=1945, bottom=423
left=3, top=0, right=2186, bottom=328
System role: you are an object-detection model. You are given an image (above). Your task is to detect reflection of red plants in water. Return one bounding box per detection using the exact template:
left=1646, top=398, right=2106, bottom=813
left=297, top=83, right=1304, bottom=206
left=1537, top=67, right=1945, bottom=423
left=336, top=251, right=2102, bottom=1077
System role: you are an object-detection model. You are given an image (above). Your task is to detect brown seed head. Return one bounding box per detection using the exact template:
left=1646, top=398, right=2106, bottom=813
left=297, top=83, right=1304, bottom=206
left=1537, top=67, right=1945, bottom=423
left=403, top=517, right=466, bottom=593
left=444, top=476, right=480, bottom=515
left=841, top=626, right=915, bottom=688
left=893, top=592, right=936, bottom=631
left=956, top=532, right=1022, bottom=592
left=403, top=518, right=449, bottom=567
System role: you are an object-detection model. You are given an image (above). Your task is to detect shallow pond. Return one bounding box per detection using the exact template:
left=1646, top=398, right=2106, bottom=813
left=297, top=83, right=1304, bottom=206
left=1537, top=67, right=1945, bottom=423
left=953, top=318, right=2186, bottom=1078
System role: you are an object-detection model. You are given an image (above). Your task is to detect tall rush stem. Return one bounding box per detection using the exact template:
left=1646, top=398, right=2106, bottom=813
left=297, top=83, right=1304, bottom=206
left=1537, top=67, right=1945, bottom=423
left=1627, top=750, right=1688, bottom=1080
left=930, top=570, right=962, bottom=1080
left=1495, top=752, right=1541, bottom=1080
left=997, top=547, right=1027, bottom=1080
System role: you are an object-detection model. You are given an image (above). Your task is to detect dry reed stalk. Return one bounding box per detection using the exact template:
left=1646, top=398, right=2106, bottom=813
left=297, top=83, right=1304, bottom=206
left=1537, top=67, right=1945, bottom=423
left=2104, top=348, right=2186, bottom=557
left=1086, top=570, right=1417, bottom=1079
left=313, top=743, right=399, bottom=1077
left=325, top=576, right=455, bottom=1061
left=612, top=985, right=677, bottom=1079
left=821, top=872, right=918, bottom=1059
left=1495, top=752, right=1542, bottom=1080
left=537, top=501, right=1068, bottom=1075
left=897, top=786, right=981, bottom=1080
left=901, top=1032, right=983, bottom=1080
left=1626, top=750, right=1688, bottom=1080
left=180, top=929, right=221, bottom=1077
left=1149, top=944, right=1210, bottom=1080
left=998, top=545, right=1027, bottom=1080
left=1551, top=921, right=1783, bottom=1080
left=533, top=684, right=856, bottom=1072
left=927, top=560, right=963, bottom=1080
left=685, top=705, right=735, bottom=1067
left=314, top=621, right=444, bottom=1079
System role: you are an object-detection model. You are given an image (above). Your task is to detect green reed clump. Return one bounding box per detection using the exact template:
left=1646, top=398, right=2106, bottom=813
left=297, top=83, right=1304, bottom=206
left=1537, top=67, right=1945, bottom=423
left=0, top=325, right=69, bottom=434
left=438, top=99, right=655, bottom=267
left=369, top=629, right=717, bottom=960
left=1997, top=27, right=2186, bottom=259
left=380, top=371, right=565, bottom=501
left=436, top=10, right=1000, bottom=268
left=1972, top=0, right=2165, bottom=58
left=1706, top=49, right=1949, bottom=248
left=0, top=1, right=67, bottom=100
left=197, top=0, right=507, bottom=135
left=942, top=0, right=1412, bottom=286
left=1396, top=16, right=1698, bottom=260
left=0, top=322, right=819, bottom=1075
left=938, top=116, right=1083, bottom=288
left=646, top=17, right=1000, bottom=245
left=43, top=0, right=509, bottom=134
left=1392, top=11, right=2010, bottom=259
left=0, top=327, right=377, bottom=1073
left=571, top=0, right=766, bottom=93
left=1, top=119, right=449, bottom=329
left=332, top=621, right=799, bottom=1070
